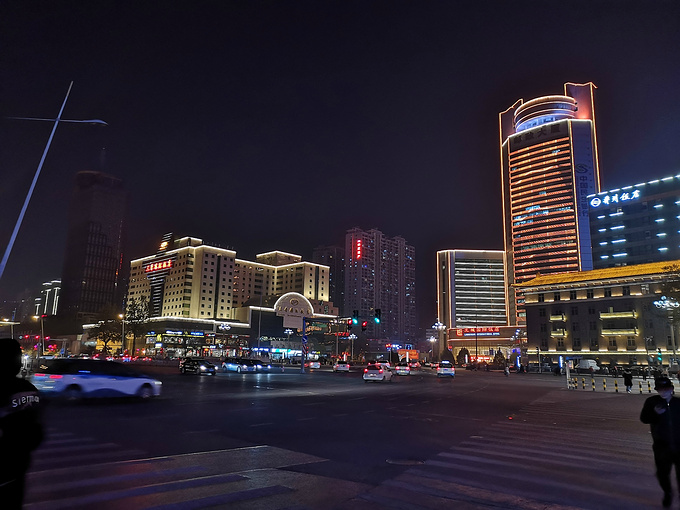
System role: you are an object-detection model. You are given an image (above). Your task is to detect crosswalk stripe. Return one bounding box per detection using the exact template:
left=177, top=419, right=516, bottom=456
left=25, top=473, right=249, bottom=510
left=146, top=485, right=295, bottom=510
left=28, top=466, right=206, bottom=494
left=31, top=449, right=149, bottom=469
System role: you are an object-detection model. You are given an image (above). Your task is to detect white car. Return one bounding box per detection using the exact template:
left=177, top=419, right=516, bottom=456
left=32, top=359, right=162, bottom=400
left=363, top=363, right=393, bottom=382
left=394, top=362, right=411, bottom=376
left=436, top=361, right=456, bottom=377
left=333, top=361, right=351, bottom=372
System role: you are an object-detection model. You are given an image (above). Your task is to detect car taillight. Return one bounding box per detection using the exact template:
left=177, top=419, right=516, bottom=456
left=364, top=368, right=368, bottom=373
left=49, top=375, right=63, bottom=379
left=379, top=369, right=383, bottom=373
left=34, top=373, right=46, bottom=377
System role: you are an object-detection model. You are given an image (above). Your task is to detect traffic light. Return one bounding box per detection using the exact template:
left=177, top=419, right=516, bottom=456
left=361, top=321, right=368, bottom=331
left=657, top=348, right=663, bottom=363
left=346, top=318, right=353, bottom=331
left=352, top=309, right=359, bottom=326
left=374, top=308, right=381, bottom=324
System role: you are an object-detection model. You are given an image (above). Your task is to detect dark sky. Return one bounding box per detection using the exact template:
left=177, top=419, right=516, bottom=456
left=1, top=1, right=679, bottom=331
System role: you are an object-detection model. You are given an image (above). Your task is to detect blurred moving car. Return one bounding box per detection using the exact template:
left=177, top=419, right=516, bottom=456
left=394, top=362, right=411, bottom=376
left=363, top=363, right=393, bottom=382
left=333, top=360, right=351, bottom=372
left=305, top=360, right=321, bottom=369
left=436, top=360, right=456, bottom=377
left=31, top=359, right=162, bottom=400
left=222, top=357, right=257, bottom=373
left=179, top=357, right=217, bottom=375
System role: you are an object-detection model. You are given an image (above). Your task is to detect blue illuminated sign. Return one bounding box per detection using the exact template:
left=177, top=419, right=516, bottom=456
left=590, top=189, right=640, bottom=208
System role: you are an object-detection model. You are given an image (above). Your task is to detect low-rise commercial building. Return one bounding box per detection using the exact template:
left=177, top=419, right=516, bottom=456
left=517, top=260, right=680, bottom=367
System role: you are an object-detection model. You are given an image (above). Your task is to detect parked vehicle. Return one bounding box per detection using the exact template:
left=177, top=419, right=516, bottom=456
left=31, top=359, right=162, bottom=400
left=576, top=359, right=599, bottom=372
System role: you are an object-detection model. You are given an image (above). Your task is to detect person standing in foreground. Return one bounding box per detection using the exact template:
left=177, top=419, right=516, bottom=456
left=641, top=377, right=680, bottom=507
left=623, top=369, right=634, bottom=394
left=0, top=338, right=43, bottom=509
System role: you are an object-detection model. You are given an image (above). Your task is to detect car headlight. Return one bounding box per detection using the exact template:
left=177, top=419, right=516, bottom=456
left=200, top=365, right=206, bottom=370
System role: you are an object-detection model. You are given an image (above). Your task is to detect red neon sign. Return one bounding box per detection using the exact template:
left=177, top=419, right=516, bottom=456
left=145, top=260, right=173, bottom=273
left=356, top=239, right=362, bottom=260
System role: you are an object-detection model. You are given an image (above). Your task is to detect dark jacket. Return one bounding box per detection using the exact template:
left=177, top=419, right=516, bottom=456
left=640, top=395, right=680, bottom=453
left=623, top=372, right=633, bottom=386
left=0, top=376, right=43, bottom=483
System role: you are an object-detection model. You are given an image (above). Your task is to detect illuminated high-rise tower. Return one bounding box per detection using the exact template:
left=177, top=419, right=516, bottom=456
left=499, top=82, right=600, bottom=325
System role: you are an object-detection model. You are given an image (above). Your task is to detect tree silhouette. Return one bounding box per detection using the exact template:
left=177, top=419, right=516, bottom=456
left=90, top=320, right=120, bottom=355
left=457, top=347, right=470, bottom=365
left=126, top=296, right=150, bottom=355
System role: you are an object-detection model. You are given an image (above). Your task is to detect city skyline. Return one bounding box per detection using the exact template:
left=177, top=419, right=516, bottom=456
left=1, top=1, right=679, bottom=332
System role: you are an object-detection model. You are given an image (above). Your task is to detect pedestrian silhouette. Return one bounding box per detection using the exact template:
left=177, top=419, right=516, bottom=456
left=0, top=338, right=44, bottom=509
left=623, top=370, right=634, bottom=394
left=640, top=377, right=680, bottom=507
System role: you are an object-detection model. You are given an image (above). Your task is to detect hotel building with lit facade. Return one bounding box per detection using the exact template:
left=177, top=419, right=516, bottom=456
left=589, top=174, right=680, bottom=268
left=517, top=261, right=679, bottom=367
left=125, top=234, right=335, bottom=357
left=344, top=227, right=416, bottom=344
left=500, top=82, right=601, bottom=325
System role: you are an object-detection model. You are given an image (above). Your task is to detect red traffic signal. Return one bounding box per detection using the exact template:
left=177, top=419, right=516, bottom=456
left=361, top=321, right=368, bottom=331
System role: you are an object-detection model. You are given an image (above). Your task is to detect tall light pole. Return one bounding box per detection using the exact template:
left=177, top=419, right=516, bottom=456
left=428, top=336, right=436, bottom=362
left=33, top=315, right=45, bottom=359
left=119, top=314, right=125, bottom=354
left=654, top=295, right=679, bottom=366
left=433, top=321, right=446, bottom=363
left=0, top=82, right=107, bottom=282
left=349, top=333, right=357, bottom=361
left=2, top=319, right=19, bottom=339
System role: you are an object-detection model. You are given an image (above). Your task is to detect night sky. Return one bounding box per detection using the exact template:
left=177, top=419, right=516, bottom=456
left=1, top=1, right=679, bottom=331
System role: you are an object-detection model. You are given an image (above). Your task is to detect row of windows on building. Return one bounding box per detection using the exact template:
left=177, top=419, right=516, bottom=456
left=537, top=286, right=637, bottom=302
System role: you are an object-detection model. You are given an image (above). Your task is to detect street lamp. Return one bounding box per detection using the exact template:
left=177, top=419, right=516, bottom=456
left=428, top=336, right=436, bottom=362
left=33, top=315, right=45, bottom=359
left=654, top=295, right=679, bottom=366
left=433, top=321, right=446, bottom=363
left=1, top=318, right=19, bottom=339
left=349, top=333, right=357, bottom=361
left=119, top=314, right=125, bottom=354
left=0, top=82, right=107, bottom=282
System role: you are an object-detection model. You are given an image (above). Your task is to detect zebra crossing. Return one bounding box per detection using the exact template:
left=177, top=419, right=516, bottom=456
left=25, top=430, right=371, bottom=509
left=340, top=389, right=662, bottom=510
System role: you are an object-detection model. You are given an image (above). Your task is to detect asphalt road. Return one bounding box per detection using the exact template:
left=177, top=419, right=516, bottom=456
left=24, top=366, right=663, bottom=509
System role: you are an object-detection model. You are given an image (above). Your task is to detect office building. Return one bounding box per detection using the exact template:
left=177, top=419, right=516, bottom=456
left=313, top=245, right=345, bottom=314
left=499, top=82, right=601, bottom=325
left=589, top=174, right=680, bottom=268
left=58, top=171, right=127, bottom=321
left=436, top=250, right=506, bottom=329
left=344, top=227, right=416, bottom=343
